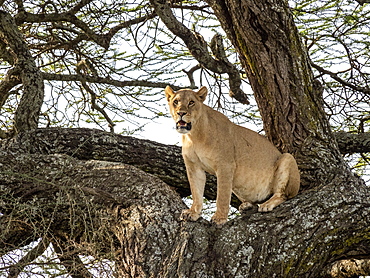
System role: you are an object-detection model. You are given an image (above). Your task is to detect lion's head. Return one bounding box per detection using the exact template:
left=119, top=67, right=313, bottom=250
left=165, top=86, right=208, bottom=134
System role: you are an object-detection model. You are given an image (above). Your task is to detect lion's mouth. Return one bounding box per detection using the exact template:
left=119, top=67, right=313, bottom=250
left=176, top=120, right=192, bottom=132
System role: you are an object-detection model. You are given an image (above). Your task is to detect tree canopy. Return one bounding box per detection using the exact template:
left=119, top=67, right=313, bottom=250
left=1, top=0, right=369, bottom=171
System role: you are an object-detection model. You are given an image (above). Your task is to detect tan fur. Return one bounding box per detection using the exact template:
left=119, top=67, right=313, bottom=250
left=165, top=86, right=300, bottom=226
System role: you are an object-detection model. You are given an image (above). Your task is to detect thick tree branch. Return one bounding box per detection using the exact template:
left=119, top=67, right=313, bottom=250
left=0, top=141, right=369, bottom=277
left=0, top=11, right=44, bottom=133
left=1, top=128, right=368, bottom=197
left=0, top=128, right=229, bottom=206
left=149, top=0, right=249, bottom=104
left=334, top=131, right=370, bottom=154
left=0, top=128, right=214, bottom=201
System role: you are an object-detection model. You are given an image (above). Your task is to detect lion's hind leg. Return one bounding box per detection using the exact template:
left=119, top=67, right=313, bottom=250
left=258, top=153, right=300, bottom=212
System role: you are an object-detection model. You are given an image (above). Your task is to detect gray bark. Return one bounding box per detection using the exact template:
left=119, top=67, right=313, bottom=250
left=0, top=128, right=369, bottom=277
left=1, top=128, right=368, bottom=205
left=334, top=131, right=370, bottom=154
left=0, top=128, right=220, bottom=205
left=0, top=11, right=44, bottom=133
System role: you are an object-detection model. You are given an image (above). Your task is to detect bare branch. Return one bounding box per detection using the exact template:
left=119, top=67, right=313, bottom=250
left=104, top=12, right=157, bottom=45
left=149, top=0, right=249, bottom=104
left=41, top=72, right=183, bottom=90
left=0, top=67, right=21, bottom=109
left=69, top=0, right=93, bottom=14
left=52, top=241, right=94, bottom=278
left=311, top=61, right=370, bottom=95
left=14, top=10, right=157, bottom=50
left=210, top=33, right=249, bottom=104
left=76, top=60, right=115, bottom=132
left=8, top=238, right=50, bottom=278
left=182, top=64, right=201, bottom=89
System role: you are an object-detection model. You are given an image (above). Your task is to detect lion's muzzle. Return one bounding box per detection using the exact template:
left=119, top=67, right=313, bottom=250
left=176, top=120, right=192, bottom=133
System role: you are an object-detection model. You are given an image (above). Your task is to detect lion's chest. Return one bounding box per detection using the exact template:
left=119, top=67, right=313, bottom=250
left=182, top=140, right=223, bottom=176
left=197, top=154, right=216, bottom=175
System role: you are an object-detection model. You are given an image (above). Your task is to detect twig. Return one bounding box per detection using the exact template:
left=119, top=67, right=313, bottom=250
left=8, top=238, right=50, bottom=278
left=182, top=64, right=201, bottom=89
left=52, top=241, right=94, bottom=278
left=150, top=0, right=249, bottom=104
left=76, top=60, right=115, bottom=132
left=310, top=61, right=370, bottom=95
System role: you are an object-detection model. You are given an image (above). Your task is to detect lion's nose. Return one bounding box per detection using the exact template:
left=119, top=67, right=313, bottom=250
left=177, top=112, right=187, bottom=117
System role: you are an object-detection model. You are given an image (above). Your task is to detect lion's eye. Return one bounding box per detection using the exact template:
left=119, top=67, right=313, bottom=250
left=173, top=100, right=178, bottom=106
left=189, top=100, right=195, bottom=106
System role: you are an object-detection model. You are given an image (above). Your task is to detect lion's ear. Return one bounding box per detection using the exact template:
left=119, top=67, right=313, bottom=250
left=165, top=86, right=176, bottom=102
left=197, top=86, right=208, bottom=102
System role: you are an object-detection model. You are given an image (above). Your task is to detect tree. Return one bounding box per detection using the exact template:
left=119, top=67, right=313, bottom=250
left=0, top=0, right=370, bottom=277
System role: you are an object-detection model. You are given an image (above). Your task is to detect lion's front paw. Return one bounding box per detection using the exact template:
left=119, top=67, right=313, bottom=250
left=180, top=209, right=201, bottom=222
left=210, top=215, right=227, bottom=227
left=239, top=201, right=253, bottom=213
left=257, top=203, right=274, bottom=212
left=258, top=194, right=286, bottom=212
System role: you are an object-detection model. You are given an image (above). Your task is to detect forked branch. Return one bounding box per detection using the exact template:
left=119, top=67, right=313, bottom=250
left=149, top=0, right=249, bottom=104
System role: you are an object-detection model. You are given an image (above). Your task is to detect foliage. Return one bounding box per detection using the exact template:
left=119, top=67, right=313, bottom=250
left=290, top=0, right=370, bottom=174
left=0, top=0, right=253, bottom=135
left=291, top=0, right=370, bottom=129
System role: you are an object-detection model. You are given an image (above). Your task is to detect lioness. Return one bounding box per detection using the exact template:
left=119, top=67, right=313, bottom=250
left=165, top=86, right=300, bottom=226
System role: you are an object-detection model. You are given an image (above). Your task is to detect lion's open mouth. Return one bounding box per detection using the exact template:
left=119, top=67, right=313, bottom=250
left=176, top=120, right=192, bottom=132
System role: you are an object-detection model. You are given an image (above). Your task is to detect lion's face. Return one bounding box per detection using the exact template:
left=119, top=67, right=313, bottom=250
left=165, top=86, right=208, bottom=134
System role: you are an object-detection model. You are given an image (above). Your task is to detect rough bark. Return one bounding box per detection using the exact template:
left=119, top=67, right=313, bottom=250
left=0, top=11, right=44, bottom=133
left=0, top=130, right=369, bottom=277
left=1, top=128, right=367, bottom=205
left=205, top=0, right=350, bottom=190
left=334, top=131, right=370, bottom=155
left=0, top=127, right=222, bottom=206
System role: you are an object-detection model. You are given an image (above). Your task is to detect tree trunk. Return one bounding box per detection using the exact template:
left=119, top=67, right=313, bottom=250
left=0, top=11, right=44, bottom=134
left=204, top=0, right=352, bottom=190
left=0, top=129, right=369, bottom=277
